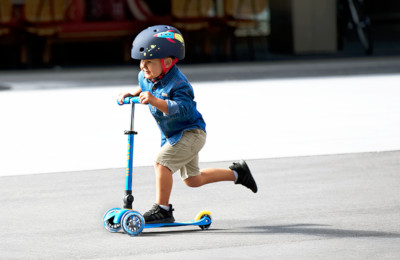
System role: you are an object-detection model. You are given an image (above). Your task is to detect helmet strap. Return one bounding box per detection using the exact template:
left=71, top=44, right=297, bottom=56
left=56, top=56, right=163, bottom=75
left=151, top=58, right=178, bottom=82
left=161, top=57, right=178, bottom=74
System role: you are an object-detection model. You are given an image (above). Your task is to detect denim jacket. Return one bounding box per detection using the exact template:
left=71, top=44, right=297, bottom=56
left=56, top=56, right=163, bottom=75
left=138, top=65, right=206, bottom=146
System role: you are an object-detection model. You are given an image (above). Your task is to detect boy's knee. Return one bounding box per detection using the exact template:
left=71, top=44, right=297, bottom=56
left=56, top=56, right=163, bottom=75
left=184, top=177, right=201, bottom=188
left=154, top=162, right=162, bottom=169
left=154, top=162, right=171, bottom=172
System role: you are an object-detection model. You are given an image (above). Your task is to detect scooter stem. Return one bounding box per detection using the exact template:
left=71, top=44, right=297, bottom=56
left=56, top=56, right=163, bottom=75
left=123, top=102, right=137, bottom=209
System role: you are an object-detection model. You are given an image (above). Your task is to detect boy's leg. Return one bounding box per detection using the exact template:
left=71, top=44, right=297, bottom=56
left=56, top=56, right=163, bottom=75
left=184, top=168, right=235, bottom=187
left=155, top=162, right=173, bottom=206
left=143, top=162, right=175, bottom=224
left=185, top=160, right=258, bottom=193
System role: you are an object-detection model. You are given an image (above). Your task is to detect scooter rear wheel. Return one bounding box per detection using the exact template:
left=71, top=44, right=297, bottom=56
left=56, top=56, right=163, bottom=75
left=195, top=210, right=212, bottom=230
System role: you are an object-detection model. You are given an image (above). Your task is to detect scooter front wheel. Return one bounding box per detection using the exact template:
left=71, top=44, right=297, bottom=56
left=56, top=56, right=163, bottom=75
left=103, top=208, right=122, bottom=232
left=121, top=211, right=145, bottom=236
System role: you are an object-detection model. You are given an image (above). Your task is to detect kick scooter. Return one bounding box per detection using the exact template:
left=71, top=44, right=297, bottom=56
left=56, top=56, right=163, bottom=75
left=103, top=96, right=212, bottom=236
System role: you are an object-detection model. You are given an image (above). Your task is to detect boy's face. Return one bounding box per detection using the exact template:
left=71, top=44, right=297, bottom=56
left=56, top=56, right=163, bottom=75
left=140, top=59, right=163, bottom=80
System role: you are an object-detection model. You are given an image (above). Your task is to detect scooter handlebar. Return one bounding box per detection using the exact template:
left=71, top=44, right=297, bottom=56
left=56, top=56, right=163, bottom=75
left=118, top=96, right=141, bottom=105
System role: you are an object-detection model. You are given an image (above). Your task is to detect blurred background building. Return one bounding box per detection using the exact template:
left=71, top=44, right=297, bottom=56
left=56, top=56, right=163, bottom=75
left=0, top=0, right=399, bottom=69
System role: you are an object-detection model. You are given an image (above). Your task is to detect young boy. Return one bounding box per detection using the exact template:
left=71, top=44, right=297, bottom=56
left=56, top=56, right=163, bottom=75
left=118, top=25, right=257, bottom=224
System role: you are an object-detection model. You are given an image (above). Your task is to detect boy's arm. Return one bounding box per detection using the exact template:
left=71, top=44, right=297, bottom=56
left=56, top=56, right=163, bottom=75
left=139, top=91, right=169, bottom=115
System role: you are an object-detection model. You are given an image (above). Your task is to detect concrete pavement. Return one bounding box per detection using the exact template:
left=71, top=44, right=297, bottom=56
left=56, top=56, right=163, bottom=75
left=0, top=151, right=399, bottom=259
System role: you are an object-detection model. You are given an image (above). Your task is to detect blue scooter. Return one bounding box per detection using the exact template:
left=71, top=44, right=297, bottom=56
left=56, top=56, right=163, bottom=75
left=103, top=96, right=212, bottom=236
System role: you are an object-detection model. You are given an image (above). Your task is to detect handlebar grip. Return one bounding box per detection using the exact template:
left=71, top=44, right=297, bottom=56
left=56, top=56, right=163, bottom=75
left=118, top=96, right=140, bottom=105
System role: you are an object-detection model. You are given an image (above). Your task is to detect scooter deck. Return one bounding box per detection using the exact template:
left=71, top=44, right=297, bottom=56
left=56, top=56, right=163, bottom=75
left=145, top=216, right=211, bottom=228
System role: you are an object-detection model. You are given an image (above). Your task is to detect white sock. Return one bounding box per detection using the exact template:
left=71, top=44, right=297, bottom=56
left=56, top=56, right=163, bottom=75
left=233, top=170, right=239, bottom=182
left=159, top=204, right=170, bottom=211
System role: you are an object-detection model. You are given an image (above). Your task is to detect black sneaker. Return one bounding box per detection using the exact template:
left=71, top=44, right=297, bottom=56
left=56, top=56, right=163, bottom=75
left=230, top=160, right=258, bottom=193
left=143, top=204, right=175, bottom=224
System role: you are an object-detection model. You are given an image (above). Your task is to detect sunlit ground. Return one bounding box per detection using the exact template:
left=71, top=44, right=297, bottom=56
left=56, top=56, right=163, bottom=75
left=1, top=73, right=400, bottom=176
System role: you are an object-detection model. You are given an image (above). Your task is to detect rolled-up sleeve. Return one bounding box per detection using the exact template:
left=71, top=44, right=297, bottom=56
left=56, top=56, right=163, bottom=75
left=166, top=99, right=180, bottom=116
left=166, top=84, right=194, bottom=119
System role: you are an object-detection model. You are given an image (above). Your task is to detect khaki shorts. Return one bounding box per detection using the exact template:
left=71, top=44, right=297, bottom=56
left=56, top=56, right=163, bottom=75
left=155, top=129, right=206, bottom=180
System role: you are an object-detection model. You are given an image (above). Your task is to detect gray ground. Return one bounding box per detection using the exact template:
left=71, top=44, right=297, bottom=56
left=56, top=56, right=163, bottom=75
left=1, top=151, right=399, bottom=259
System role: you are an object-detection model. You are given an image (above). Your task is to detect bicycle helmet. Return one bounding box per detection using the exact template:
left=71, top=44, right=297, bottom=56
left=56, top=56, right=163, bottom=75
left=131, top=25, right=185, bottom=60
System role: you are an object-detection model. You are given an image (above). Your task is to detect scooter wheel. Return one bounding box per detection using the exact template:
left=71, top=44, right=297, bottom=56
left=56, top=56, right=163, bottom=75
left=121, top=211, right=145, bottom=236
left=195, top=210, right=212, bottom=230
left=103, top=208, right=122, bottom=232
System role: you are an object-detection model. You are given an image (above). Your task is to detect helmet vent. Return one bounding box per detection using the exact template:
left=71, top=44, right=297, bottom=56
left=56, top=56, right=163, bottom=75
left=153, top=29, right=158, bottom=32
left=139, top=47, right=144, bottom=52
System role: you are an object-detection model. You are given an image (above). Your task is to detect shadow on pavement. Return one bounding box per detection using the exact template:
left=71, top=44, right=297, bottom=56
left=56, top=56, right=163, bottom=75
left=236, top=224, right=400, bottom=238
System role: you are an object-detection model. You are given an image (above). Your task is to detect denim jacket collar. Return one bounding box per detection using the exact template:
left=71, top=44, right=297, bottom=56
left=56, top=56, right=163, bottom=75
left=154, top=65, right=178, bottom=87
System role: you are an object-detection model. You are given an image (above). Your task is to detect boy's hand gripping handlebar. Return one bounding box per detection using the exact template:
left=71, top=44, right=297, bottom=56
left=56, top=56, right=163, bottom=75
left=118, top=96, right=141, bottom=105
